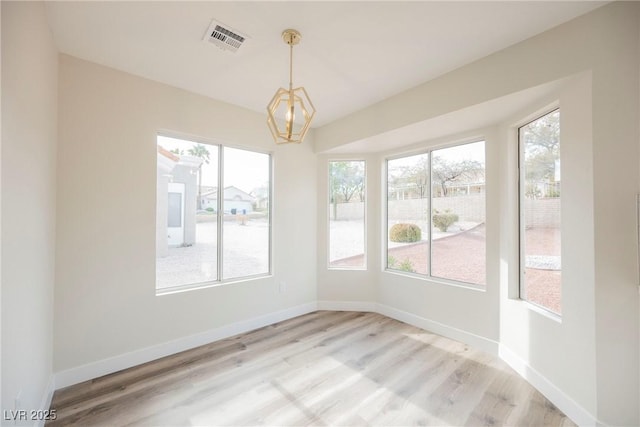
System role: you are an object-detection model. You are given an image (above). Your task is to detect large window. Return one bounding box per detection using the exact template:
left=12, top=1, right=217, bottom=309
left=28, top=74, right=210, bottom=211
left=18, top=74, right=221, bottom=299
left=328, top=161, right=366, bottom=269
left=156, top=135, right=271, bottom=291
left=386, top=141, right=486, bottom=286
left=519, top=110, right=561, bottom=314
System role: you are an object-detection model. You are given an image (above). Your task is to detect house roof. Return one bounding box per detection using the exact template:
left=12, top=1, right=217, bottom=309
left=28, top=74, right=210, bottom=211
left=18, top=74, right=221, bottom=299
left=200, top=186, right=256, bottom=202
left=158, top=145, right=179, bottom=162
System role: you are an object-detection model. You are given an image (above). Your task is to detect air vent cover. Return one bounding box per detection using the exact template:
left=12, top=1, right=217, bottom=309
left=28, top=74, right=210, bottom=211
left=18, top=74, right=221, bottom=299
left=204, top=19, right=248, bottom=53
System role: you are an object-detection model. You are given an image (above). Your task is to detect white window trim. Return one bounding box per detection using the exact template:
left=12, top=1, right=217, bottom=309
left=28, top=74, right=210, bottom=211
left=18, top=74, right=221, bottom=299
left=516, top=107, right=562, bottom=316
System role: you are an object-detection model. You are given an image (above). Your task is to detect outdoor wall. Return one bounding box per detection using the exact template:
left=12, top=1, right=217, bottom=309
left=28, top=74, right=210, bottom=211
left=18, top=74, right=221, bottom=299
left=316, top=2, right=639, bottom=426
left=55, top=55, right=317, bottom=378
left=155, top=157, right=172, bottom=257
left=329, top=202, right=365, bottom=221
left=1, top=0, right=58, bottom=419
left=522, top=198, right=560, bottom=228
left=168, top=163, right=199, bottom=246
left=386, top=195, right=486, bottom=224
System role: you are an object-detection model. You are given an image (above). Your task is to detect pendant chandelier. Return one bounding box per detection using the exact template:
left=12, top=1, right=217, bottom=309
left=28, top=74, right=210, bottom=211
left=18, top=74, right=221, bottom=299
left=266, top=29, right=316, bottom=144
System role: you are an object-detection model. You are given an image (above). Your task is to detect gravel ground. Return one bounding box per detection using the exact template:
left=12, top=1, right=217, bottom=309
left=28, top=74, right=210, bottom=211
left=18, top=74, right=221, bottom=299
left=331, top=223, right=562, bottom=314
left=156, top=219, right=269, bottom=289
left=523, top=227, right=561, bottom=314
left=158, top=218, right=561, bottom=314
left=385, top=224, right=486, bottom=286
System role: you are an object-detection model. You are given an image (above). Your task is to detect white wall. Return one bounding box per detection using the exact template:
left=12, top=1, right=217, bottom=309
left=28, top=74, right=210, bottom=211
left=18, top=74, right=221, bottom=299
left=316, top=2, right=639, bottom=426
left=1, top=1, right=4, bottom=414
left=54, top=55, right=317, bottom=375
left=499, top=72, right=597, bottom=425
left=1, top=0, right=58, bottom=420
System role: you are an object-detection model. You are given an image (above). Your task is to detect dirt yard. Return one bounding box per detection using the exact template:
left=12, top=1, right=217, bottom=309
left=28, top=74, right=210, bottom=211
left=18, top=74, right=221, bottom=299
left=331, top=225, right=561, bottom=314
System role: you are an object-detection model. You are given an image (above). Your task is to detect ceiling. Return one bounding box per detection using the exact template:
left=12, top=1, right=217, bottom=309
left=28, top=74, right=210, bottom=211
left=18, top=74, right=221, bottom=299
left=45, top=1, right=605, bottom=128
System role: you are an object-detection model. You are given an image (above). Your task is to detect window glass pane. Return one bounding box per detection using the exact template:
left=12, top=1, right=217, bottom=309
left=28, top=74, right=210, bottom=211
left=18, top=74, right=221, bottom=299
left=222, top=147, right=271, bottom=280
left=430, top=141, right=486, bottom=285
left=156, top=136, right=218, bottom=289
left=329, top=161, right=366, bottom=269
left=387, top=153, right=430, bottom=275
left=519, top=110, right=561, bottom=314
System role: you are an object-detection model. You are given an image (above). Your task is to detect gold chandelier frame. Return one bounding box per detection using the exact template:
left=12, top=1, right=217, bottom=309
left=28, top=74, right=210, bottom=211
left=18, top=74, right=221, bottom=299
left=266, top=29, right=316, bottom=144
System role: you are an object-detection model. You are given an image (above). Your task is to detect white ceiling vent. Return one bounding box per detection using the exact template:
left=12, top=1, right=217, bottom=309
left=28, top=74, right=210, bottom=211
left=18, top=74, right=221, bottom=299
left=203, top=19, right=248, bottom=53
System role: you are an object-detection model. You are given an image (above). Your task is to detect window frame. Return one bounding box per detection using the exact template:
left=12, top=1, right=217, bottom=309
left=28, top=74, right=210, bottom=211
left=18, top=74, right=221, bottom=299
left=384, top=139, right=487, bottom=289
left=517, top=108, right=562, bottom=316
left=327, top=159, right=367, bottom=270
left=155, top=132, right=273, bottom=295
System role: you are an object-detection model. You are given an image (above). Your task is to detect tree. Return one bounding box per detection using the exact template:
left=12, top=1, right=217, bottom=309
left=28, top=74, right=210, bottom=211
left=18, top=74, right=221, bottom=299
left=329, top=161, right=364, bottom=220
left=431, top=156, right=483, bottom=197
left=521, top=110, right=560, bottom=198
left=387, top=157, right=428, bottom=200
left=187, top=144, right=211, bottom=210
left=408, top=157, right=429, bottom=198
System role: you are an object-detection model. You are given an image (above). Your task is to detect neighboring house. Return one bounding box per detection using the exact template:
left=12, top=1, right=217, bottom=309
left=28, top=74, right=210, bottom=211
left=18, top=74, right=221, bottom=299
left=198, top=186, right=217, bottom=211
left=199, top=186, right=256, bottom=214
left=156, top=146, right=202, bottom=256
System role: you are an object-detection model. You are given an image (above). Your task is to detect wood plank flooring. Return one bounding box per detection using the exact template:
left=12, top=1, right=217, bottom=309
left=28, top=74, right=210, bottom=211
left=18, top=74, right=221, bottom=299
left=48, top=311, right=576, bottom=426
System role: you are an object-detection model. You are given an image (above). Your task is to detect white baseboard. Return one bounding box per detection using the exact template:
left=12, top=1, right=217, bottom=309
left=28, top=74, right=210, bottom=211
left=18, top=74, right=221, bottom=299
left=499, top=344, right=601, bottom=427
left=54, top=302, right=317, bottom=389
left=375, top=303, right=499, bottom=356
left=317, top=300, right=377, bottom=312
left=35, top=375, right=56, bottom=426
left=52, top=300, right=600, bottom=427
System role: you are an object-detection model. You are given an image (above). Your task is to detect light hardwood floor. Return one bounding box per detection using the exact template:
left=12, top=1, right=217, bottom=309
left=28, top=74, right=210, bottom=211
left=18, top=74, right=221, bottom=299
left=48, top=311, right=576, bottom=426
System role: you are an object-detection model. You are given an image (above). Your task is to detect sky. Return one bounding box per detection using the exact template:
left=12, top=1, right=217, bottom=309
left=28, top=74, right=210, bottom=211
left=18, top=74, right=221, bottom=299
left=388, top=140, right=485, bottom=174
left=157, top=135, right=270, bottom=193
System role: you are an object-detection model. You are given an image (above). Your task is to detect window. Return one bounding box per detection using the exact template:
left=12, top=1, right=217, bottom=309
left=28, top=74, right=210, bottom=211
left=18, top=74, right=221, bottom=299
left=156, top=135, right=271, bottom=291
left=431, top=142, right=486, bottom=284
left=328, top=161, right=366, bottom=269
left=222, top=146, right=271, bottom=280
left=387, top=153, right=430, bottom=275
left=519, top=110, right=561, bottom=314
left=386, top=141, right=486, bottom=286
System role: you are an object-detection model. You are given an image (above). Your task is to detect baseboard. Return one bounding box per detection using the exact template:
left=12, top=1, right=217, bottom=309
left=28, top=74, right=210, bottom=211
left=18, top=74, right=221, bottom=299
left=35, top=374, right=56, bottom=425
left=375, top=303, right=499, bottom=356
left=499, top=344, right=602, bottom=427
left=317, top=300, right=377, bottom=312
left=54, top=302, right=317, bottom=390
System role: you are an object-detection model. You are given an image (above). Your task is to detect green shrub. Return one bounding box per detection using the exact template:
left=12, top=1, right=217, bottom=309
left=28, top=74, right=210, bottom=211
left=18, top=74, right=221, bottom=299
left=389, top=223, right=422, bottom=243
left=432, top=209, right=459, bottom=232
left=399, top=259, right=416, bottom=273
left=205, top=207, right=215, bottom=212
left=387, top=255, right=416, bottom=273
left=387, top=255, right=397, bottom=268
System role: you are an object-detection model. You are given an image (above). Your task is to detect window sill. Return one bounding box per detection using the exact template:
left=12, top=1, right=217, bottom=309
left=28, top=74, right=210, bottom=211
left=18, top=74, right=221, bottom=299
left=521, top=299, right=562, bottom=323
left=382, top=269, right=486, bottom=292
left=156, top=273, right=273, bottom=296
